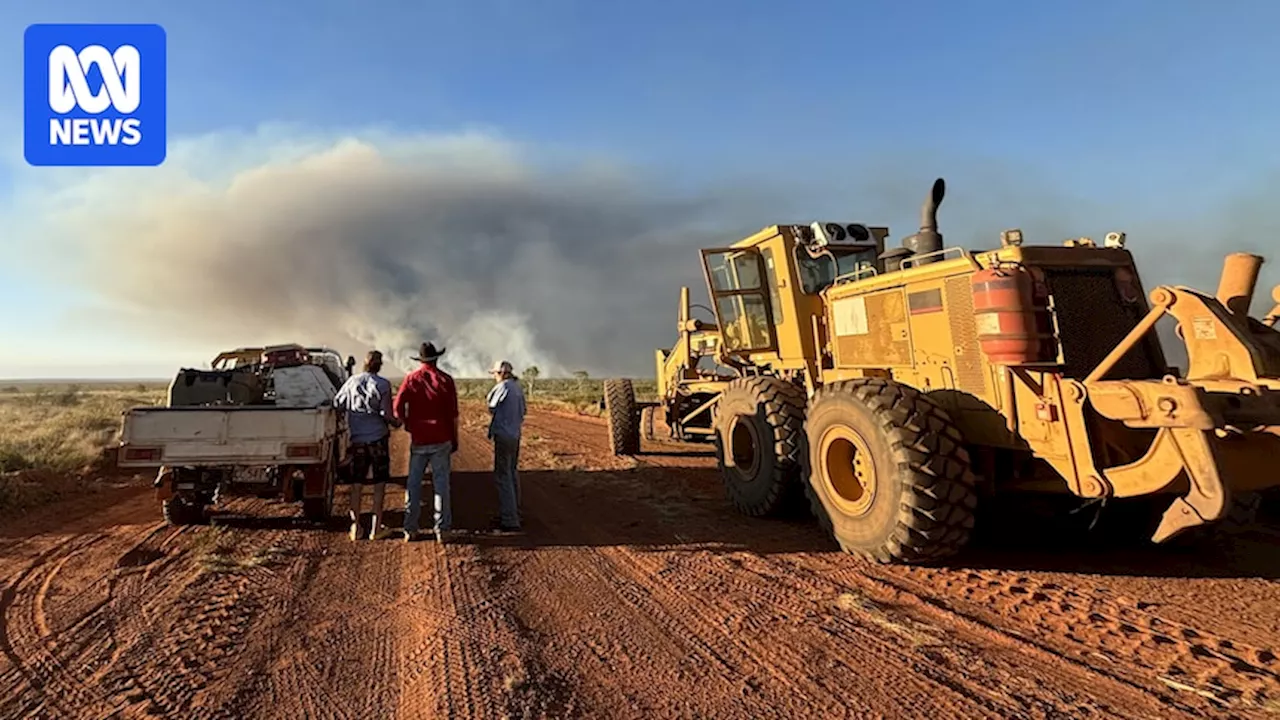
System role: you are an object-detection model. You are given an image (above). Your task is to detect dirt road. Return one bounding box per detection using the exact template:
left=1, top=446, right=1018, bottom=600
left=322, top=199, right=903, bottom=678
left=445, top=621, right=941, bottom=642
left=3, top=405, right=1280, bottom=719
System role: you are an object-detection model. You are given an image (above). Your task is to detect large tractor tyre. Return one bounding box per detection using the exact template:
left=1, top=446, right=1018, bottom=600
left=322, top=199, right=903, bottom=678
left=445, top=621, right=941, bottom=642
left=163, top=496, right=205, bottom=526
left=713, top=376, right=807, bottom=517
left=604, top=379, right=641, bottom=456
left=641, top=406, right=657, bottom=442
left=803, top=379, right=978, bottom=564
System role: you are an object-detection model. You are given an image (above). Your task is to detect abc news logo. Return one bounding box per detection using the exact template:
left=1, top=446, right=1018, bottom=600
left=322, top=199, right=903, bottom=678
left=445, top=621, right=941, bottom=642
left=24, top=24, right=166, bottom=167
left=48, top=44, right=143, bottom=146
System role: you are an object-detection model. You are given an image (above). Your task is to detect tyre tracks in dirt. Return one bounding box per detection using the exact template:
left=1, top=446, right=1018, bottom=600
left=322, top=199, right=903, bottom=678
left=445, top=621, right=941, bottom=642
left=482, top=412, right=1159, bottom=718
left=2, top=405, right=1280, bottom=718
left=502, top=409, right=1280, bottom=718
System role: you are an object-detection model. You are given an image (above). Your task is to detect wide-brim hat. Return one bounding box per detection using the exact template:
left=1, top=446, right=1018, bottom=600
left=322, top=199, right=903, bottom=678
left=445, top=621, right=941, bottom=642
left=410, top=342, right=447, bottom=362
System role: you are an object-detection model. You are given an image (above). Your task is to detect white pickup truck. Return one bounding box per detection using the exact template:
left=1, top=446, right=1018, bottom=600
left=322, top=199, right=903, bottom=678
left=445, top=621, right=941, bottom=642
left=117, top=344, right=358, bottom=525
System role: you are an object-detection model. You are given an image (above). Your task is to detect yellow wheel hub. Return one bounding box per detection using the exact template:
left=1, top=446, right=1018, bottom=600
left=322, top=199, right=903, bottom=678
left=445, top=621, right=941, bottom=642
left=727, top=416, right=759, bottom=477
left=820, top=426, right=877, bottom=516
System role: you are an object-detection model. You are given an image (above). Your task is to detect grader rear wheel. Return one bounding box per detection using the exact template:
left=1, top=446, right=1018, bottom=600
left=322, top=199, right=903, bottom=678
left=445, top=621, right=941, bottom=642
left=713, top=376, right=806, bottom=517
left=804, top=379, right=978, bottom=564
left=604, top=379, right=640, bottom=456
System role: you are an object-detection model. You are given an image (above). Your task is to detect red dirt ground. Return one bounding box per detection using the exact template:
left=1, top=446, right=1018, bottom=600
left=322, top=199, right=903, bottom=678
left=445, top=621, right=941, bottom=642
left=2, top=403, right=1280, bottom=719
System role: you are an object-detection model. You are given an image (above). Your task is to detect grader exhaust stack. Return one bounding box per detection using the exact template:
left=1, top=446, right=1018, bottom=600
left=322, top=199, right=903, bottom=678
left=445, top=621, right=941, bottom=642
left=901, top=178, right=946, bottom=264
left=606, top=176, right=1280, bottom=564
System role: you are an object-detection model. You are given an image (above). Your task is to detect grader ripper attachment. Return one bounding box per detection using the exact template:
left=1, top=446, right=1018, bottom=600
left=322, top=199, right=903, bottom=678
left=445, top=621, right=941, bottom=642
left=604, top=177, right=1280, bottom=564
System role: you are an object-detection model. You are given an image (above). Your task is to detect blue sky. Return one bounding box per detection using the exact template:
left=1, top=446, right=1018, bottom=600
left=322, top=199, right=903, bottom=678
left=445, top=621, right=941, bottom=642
left=2, top=1, right=1279, bottom=377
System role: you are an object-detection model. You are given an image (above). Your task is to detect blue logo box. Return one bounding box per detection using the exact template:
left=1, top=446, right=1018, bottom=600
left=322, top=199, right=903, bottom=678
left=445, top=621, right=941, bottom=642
left=24, top=23, right=167, bottom=166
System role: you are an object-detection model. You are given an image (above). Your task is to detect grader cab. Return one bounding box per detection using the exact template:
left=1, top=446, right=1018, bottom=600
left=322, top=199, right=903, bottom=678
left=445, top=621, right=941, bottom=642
left=605, top=177, right=1280, bottom=564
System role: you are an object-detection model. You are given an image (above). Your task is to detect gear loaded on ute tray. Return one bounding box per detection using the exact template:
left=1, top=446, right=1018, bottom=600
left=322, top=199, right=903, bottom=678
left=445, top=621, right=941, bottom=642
left=116, top=344, right=359, bottom=526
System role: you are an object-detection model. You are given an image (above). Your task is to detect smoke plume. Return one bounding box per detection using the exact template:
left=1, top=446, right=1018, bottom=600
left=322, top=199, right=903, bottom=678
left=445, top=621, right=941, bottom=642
left=10, top=128, right=779, bottom=377
left=7, top=127, right=1278, bottom=378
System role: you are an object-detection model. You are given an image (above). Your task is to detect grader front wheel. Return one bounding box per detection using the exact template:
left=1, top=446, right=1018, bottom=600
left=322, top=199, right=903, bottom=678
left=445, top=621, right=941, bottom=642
left=804, top=379, right=978, bottom=564
left=641, top=405, right=656, bottom=442
left=714, top=377, right=807, bottom=517
left=604, top=379, right=640, bottom=456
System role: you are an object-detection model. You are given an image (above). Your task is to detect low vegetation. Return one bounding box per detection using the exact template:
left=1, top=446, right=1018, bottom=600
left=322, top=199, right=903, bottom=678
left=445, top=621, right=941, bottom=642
left=0, top=376, right=654, bottom=491
left=0, top=383, right=167, bottom=474
left=452, top=376, right=657, bottom=416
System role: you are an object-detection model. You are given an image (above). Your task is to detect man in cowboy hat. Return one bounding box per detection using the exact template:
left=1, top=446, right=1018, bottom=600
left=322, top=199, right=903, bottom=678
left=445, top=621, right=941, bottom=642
left=393, top=342, right=460, bottom=543
left=333, top=349, right=401, bottom=541
left=486, top=360, right=526, bottom=532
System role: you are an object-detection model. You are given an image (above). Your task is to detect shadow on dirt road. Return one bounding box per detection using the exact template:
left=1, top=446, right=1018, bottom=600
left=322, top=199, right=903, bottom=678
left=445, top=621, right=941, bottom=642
left=203, top=463, right=1280, bottom=581
left=189, top=458, right=1280, bottom=582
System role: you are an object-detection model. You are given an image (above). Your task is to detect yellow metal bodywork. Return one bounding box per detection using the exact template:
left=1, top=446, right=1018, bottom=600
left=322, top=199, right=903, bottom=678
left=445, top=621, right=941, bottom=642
left=703, top=224, right=891, bottom=393
left=652, top=287, right=736, bottom=438
left=808, top=244, right=1280, bottom=540
left=655, top=223, right=889, bottom=437
left=681, top=220, right=1280, bottom=540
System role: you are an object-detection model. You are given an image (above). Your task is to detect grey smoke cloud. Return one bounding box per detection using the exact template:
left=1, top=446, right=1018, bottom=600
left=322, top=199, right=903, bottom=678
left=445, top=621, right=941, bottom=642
left=9, top=129, right=785, bottom=377
left=7, top=128, right=1278, bottom=378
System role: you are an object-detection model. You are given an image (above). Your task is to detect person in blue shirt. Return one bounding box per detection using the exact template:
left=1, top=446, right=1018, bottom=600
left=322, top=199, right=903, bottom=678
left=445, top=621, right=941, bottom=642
left=486, top=360, right=526, bottom=532
left=333, top=350, right=401, bottom=541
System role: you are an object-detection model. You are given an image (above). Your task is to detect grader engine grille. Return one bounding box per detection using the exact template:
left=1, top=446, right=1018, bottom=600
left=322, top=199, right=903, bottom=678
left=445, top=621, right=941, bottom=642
left=944, top=276, right=987, bottom=394
left=1043, top=267, right=1161, bottom=380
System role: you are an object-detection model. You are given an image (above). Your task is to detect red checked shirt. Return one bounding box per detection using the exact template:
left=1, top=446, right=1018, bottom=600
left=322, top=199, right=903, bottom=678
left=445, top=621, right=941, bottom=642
left=393, top=364, right=459, bottom=446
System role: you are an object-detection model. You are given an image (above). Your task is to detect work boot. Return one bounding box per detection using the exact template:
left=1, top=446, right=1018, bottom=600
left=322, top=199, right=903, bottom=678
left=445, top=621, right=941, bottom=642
left=488, top=516, right=521, bottom=533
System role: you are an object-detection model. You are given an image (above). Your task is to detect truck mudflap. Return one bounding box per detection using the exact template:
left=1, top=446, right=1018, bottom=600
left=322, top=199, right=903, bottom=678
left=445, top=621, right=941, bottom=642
left=154, top=467, right=175, bottom=501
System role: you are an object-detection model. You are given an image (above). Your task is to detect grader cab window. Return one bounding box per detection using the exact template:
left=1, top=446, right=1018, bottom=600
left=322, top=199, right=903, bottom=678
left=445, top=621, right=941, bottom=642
left=760, top=248, right=784, bottom=325
left=700, top=248, right=778, bottom=353
left=795, top=246, right=880, bottom=294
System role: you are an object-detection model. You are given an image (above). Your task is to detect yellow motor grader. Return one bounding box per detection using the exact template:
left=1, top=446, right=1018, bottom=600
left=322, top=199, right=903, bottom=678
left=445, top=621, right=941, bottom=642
left=604, top=178, right=1280, bottom=563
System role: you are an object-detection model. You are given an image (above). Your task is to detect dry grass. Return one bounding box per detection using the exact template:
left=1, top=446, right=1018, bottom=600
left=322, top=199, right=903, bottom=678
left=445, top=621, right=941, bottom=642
left=190, top=525, right=294, bottom=574
left=0, top=383, right=166, bottom=473
left=0, top=376, right=654, bottom=474
left=835, top=591, right=946, bottom=648
left=453, top=377, right=657, bottom=417
left=0, top=376, right=651, bottom=491
left=0, top=374, right=656, bottom=517
left=0, top=383, right=166, bottom=516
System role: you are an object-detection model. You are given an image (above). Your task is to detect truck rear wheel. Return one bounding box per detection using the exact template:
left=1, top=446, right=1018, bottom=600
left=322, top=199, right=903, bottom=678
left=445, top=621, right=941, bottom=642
left=604, top=379, right=640, bottom=456
left=163, top=496, right=205, bottom=526
left=804, top=379, right=977, bottom=564
left=714, top=376, right=806, bottom=517
left=302, top=453, right=337, bottom=522
left=302, top=496, right=331, bottom=522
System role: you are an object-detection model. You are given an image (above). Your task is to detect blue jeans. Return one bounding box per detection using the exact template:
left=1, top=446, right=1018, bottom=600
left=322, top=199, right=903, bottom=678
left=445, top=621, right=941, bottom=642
left=493, top=434, right=521, bottom=528
left=406, top=442, right=452, bottom=533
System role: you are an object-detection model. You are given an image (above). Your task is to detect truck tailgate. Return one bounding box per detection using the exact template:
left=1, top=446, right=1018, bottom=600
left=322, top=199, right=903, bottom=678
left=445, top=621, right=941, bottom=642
left=119, top=406, right=337, bottom=467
